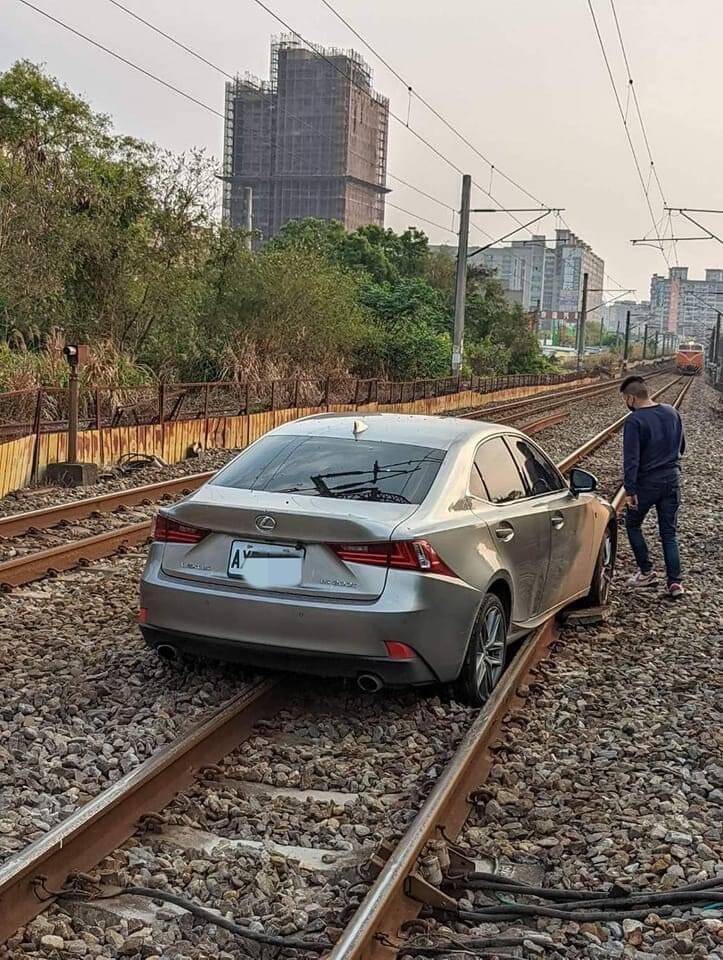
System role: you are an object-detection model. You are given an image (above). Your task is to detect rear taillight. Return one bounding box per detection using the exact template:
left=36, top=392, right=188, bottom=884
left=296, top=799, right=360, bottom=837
left=151, top=514, right=207, bottom=544
left=330, top=540, right=458, bottom=578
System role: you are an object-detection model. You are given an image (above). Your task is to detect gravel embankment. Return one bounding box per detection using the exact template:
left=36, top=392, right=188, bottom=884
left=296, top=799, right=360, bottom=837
left=0, top=559, right=259, bottom=862
left=5, top=373, right=717, bottom=960
left=0, top=447, right=238, bottom=519
left=534, top=371, right=678, bottom=463
left=411, top=377, right=722, bottom=959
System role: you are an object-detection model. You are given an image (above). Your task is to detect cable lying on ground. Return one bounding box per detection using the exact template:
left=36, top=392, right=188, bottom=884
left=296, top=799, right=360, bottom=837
left=431, top=872, right=723, bottom=923
left=60, top=886, right=330, bottom=953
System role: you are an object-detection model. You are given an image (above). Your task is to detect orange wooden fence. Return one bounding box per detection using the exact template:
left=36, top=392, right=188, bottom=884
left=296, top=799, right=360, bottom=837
left=0, top=378, right=596, bottom=500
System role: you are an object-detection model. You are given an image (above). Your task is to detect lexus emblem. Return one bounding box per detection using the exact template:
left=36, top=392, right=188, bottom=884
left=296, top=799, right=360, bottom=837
left=255, top=515, right=277, bottom=532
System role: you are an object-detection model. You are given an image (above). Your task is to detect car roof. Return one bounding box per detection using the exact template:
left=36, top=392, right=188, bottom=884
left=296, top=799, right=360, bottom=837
left=274, top=412, right=518, bottom=450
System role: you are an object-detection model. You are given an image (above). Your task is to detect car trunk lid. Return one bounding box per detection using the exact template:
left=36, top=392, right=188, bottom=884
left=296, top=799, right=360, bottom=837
left=160, top=487, right=420, bottom=602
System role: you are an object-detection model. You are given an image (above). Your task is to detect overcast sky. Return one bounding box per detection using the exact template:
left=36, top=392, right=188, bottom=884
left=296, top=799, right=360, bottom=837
left=4, top=0, right=723, bottom=299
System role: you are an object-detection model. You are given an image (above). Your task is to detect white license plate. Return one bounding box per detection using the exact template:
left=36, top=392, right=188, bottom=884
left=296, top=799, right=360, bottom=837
left=227, top=540, right=305, bottom=588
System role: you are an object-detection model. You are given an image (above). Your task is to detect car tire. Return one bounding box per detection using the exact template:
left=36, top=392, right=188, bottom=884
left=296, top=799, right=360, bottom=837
left=455, top=593, right=509, bottom=707
left=586, top=523, right=616, bottom=606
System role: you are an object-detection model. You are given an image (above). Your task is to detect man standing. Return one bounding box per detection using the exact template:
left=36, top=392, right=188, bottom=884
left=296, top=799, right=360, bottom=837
left=620, top=377, right=686, bottom=597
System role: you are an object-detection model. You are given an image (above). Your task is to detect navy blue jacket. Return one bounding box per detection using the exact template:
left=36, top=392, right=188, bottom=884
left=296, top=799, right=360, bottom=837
left=623, top=403, right=685, bottom=495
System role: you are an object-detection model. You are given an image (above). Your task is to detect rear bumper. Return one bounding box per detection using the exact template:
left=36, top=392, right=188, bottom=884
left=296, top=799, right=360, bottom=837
left=140, top=624, right=436, bottom=686
left=139, top=548, right=481, bottom=685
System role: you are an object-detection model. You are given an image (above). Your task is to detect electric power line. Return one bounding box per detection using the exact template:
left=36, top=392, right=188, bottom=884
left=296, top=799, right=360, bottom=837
left=249, top=0, right=531, bottom=236
left=102, top=0, right=465, bottom=221
left=16, top=0, right=224, bottom=117
left=16, top=0, right=475, bottom=238
left=584, top=0, right=670, bottom=268
left=316, top=0, right=547, bottom=207
left=607, top=0, right=679, bottom=269
left=608, top=0, right=667, bottom=208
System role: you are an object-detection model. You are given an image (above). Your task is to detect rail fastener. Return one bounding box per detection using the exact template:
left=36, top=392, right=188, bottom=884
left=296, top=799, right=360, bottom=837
left=0, top=678, right=284, bottom=941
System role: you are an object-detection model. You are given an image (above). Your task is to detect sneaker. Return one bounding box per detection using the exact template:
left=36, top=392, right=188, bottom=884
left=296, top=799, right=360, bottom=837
left=627, top=570, right=657, bottom=587
left=668, top=582, right=685, bottom=598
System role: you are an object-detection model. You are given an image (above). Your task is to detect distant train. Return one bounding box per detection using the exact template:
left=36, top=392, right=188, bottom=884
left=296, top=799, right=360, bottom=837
left=675, top=341, right=704, bottom=375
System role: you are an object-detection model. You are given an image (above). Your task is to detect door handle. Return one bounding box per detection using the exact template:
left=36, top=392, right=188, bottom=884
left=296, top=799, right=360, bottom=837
left=494, top=523, right=515, bottom=542
left=551, top=512, right=565, bottom=530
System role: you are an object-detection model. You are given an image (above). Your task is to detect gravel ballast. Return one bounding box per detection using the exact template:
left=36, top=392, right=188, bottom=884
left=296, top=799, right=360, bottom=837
left=411, top=377, right=722, bottom=957
left=4, top=374, right=718, bottom=960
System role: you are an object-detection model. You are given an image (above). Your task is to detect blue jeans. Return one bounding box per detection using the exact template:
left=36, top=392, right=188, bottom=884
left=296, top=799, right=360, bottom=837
left=625, top=476, right=682, bottom=585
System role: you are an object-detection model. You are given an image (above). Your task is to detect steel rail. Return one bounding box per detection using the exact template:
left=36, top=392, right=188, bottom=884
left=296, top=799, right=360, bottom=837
left=0, top=405, right=571, bottom=590
left=557, top=375, right=683, bottom=474
left=0, top=521, right=152, bottom=590
left=0, top=384, right=690, bottom=946
left=0, top=677, right=284, bottom=940
left=329, top=373, right=693, bottom=960
left=457, top=367, right=670, bottom=422
left=0, top=472, right=213, bottom=539
left=328, top=618, right=559, bottom=960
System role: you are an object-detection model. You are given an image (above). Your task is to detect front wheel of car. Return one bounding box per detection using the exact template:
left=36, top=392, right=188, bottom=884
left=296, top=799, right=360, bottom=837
left=455, top=593, right=509, bottom=707
left=586, top=524, right=616, bottom=606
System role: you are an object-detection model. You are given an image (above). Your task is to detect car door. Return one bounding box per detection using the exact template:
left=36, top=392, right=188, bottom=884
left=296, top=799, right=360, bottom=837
left=470, top=435, right=550, bottom=625
left=506, top=435, right=594, bottom=611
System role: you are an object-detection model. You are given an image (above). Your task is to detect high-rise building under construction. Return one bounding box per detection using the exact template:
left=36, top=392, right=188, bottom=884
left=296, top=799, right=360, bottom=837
left=222, top=38, right=389, bottom=240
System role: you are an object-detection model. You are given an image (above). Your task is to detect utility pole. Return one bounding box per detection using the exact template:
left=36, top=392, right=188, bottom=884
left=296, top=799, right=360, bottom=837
left=243, top=187, right=253, bottom=251
left=452, top=174, right=472, bottom=375
left=642, top=323, right=649, bottom=360
left=711, top=312, right=721, bottom=361
left=623, top=310, right=631, bottom=367
left=599, top=315, right=605, bottom=347
left=576, top=272, right=589, bottom=371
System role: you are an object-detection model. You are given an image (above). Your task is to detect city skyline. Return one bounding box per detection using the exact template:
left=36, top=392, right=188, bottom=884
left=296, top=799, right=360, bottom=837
left=5, top=0, right=723, bottom=298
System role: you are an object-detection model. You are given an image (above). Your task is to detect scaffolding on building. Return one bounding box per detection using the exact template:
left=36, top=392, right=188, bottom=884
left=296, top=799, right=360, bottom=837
left=221, top=37, right=389, bottom=239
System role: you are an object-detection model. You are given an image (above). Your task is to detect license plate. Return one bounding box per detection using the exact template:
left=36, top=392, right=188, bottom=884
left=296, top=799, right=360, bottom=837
left=227, top=540, right=305, bottom=588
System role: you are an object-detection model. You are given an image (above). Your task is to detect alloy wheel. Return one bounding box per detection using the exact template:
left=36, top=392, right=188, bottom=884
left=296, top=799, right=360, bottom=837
left=474, top=605, right=507, bottom=700
left=599, top=529, right=614, bottom=604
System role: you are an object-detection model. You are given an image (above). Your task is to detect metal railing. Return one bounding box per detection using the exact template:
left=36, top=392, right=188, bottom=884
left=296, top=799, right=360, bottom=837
left=0, top=371, right=590, bottom=442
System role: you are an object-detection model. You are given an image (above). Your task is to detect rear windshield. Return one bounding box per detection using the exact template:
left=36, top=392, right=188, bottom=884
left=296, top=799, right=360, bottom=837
left=211, top=435, right=446, bottom=504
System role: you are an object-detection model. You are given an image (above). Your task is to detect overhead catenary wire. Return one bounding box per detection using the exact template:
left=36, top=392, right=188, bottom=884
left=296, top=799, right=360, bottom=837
left=16, top=0, right=479, bottom=239
left=316, top=0, right=547, bottom=208
left=15, top=0, right=224, bottom=118
left=100, top=0, right=466, bottom=222
left=584, top=0, right=670, bottom=267
left=249, top=0, right=533, bottom=236
left=608, top=0, right=667, bottom=208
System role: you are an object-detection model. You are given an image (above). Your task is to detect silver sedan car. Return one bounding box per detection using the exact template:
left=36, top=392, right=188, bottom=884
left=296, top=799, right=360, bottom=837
left=139, top=414, right=616, bottom=705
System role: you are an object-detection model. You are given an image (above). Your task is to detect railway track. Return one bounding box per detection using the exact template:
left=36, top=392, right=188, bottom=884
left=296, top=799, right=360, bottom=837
left=0, top=366, right=672, bottom=543
left=456, top=366, right=672, bottom=423
left=0, top=378, right=695, bottom=953
left=0, top=386, right=621, bottom=590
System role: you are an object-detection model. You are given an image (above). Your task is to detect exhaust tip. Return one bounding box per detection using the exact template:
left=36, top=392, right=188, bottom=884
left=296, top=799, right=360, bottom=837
left=156, top=643, right=178, bottom=662
left=357, top=673, right=383, bottom=693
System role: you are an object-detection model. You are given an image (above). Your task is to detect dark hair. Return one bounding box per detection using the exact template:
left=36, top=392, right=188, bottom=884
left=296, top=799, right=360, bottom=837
left=620, top=375, right=645, bottom=393
left=621, top=379, right=649, bottom=399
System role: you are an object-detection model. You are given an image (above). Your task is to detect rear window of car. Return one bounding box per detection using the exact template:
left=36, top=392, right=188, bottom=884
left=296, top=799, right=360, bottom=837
left=211, top=435, right=446, bottom=505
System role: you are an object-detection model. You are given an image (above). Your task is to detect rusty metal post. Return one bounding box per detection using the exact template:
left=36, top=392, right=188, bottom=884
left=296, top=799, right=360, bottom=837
left=203, top=383, right=210, bottom=451
left=67, top=365, right=79, bottom=463
left=30, top=389, right=43, bottom=481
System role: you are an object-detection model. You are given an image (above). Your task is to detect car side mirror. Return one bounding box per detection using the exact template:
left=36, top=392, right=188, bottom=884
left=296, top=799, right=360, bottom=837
left=569, top=467, right=598, bottom=496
